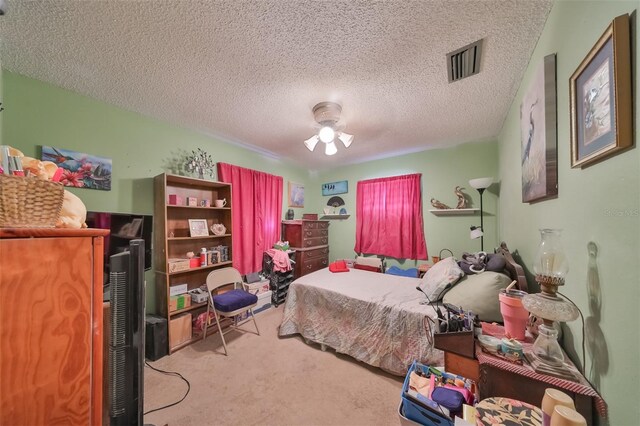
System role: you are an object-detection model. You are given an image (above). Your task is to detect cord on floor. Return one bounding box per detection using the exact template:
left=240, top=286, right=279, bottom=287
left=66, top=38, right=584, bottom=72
left=143, top=361, right=191, bottom=416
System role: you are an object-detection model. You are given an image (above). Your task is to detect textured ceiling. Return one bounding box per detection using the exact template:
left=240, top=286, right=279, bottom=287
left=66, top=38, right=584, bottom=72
left=0, top=0, right=553, bottom=171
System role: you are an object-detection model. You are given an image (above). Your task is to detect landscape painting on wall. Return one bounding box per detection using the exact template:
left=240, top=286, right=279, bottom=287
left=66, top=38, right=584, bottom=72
left=41, top=146, right=112, bottom=190
left=520, top=54, right=557, bottom=203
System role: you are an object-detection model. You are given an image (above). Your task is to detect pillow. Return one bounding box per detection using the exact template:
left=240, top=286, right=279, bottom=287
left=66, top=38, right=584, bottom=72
left=420, top=256, right=464, bottom=300
left=442, top=272, right=513, bottom=323
left=355, top=256, right=383, bottom=269
left=385, top=266, right=419, bottom=278
left=354, top=264, right=380, bottom=273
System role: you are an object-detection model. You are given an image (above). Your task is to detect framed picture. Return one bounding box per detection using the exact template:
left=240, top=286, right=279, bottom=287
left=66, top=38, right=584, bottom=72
left=118, top=218, right=143, bottom=238
left=288, top=182, right=304, bottom=208
left=41, top=145, right=112, bottom=190
left=520, top=54, right=557, bottom=203
left=188, top=219, right=209, bottom=237
left=322, top=180, right=348, bottom=196
left=570, top=14, right=632, bottom=168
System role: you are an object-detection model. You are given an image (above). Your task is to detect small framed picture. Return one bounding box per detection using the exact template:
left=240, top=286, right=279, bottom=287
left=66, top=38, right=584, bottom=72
left=188, top=219, right=209, bottom=237
left=569, top=14, right=632, bottom=168
left=118, top=217, right=143, bottom=238
left=288, top=182, right=304, bottom=208
left=322, top=180, right=348, bottom=196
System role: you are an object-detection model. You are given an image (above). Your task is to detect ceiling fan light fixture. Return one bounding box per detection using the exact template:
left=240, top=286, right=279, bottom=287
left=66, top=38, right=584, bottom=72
left=338, top=132, right=354, bottom=148
left=325, top=141, right=338, bottom=156
left=318, top=126, right=335, bottom=143
left=305, top=102, right=354, bottom=156
left=304, top=135, right=320, bottom=151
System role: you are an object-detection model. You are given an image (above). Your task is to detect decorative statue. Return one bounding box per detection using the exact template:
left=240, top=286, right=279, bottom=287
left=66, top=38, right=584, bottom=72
left=454, top=186, right=468, bottom=209
left=430, top=198, right=450, bottom=210
left=185, top=148, right=215, bottom=180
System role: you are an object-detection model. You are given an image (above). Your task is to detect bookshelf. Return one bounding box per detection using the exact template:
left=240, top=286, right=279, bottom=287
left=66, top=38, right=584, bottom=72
left=153, top=173, right=234, bottom=353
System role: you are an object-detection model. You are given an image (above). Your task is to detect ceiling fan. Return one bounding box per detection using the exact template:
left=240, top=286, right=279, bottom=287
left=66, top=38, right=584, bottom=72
left=303, top=102, right=354, bottom=156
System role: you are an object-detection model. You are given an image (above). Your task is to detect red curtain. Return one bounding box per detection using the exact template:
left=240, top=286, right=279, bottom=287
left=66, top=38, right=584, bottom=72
left=354, top=173, right=427, bottom=260
left=217, top=163, right=283, bottom=275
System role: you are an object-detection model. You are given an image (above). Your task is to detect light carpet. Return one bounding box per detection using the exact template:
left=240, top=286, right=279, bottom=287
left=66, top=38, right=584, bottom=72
left=144, top=306, right=405, bottom=426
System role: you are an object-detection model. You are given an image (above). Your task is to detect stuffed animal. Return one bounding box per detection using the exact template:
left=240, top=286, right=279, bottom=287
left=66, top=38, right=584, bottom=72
left=458, top=252, right=507, bottom=275
left=56, top=190, right=88, bottom=229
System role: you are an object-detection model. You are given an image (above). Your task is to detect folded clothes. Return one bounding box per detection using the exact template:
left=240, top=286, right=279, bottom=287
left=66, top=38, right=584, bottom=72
left=329, top=260, right=349, bottom=273
left=266, top=249, right=292, bottom=272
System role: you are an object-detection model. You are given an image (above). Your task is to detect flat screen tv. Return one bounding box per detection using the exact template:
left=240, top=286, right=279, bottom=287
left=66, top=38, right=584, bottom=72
left=86, top=212, right=153, bottom=284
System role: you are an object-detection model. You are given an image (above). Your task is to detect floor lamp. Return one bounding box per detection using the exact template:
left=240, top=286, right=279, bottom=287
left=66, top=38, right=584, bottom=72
left=469, top=177, right=493, bottom=251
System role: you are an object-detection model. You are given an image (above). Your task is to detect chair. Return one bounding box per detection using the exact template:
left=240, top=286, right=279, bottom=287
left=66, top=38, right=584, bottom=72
left=203, top=267, right=260, bottom=355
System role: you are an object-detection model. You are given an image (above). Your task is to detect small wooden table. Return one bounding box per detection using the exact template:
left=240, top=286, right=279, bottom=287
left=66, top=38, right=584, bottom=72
left=475, top=324, right=606, bottom=424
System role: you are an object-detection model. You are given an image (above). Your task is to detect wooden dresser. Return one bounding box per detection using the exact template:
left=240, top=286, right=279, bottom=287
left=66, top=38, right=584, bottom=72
left=0, top=228, right=108, bottom=426
left=282, top=220, right=329, bottom=278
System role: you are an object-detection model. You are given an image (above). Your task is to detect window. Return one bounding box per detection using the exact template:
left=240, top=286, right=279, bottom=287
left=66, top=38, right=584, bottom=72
left=354, top=173, right=427, bottom=260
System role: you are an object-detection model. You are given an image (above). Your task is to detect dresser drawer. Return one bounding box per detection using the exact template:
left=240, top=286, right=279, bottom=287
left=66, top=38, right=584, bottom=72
left=303, top=236, right=328, bottom=247
left=302, top=256, right=328, bottom=274
left=304, top=246, right=329, bottom=259
left=303, top=228, right=328, bottom=239
left=302, top=220, right=329, bottom=230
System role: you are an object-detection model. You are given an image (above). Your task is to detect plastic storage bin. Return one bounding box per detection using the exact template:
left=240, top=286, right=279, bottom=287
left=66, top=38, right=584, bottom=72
left=401, top=361, right=454, bottom=426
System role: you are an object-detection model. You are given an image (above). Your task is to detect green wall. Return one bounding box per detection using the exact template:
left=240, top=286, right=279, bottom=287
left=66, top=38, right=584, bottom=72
left=313, top=141, right=500, bottom=266
left=1, top=71, right=313, bottom=312
left=497, top=1, right=639, bottom=423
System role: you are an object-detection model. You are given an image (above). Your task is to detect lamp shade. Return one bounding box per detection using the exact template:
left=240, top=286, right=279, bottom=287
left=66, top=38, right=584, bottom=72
left=338, top=132, right=354, bottom=148
left=304, top=135, right=320, bottom=152
left=469, top=177, right=493, bottom=190
left=533, top=229, right=569, bottom=279
left=325, top=141, right=338, bottom=156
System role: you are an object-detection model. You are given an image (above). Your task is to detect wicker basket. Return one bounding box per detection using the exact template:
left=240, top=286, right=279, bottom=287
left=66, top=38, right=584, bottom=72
left=0, top=174, right=64, bottom=228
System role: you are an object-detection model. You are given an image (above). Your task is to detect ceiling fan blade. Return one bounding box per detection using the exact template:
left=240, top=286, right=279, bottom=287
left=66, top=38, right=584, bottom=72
left=304, top=135, right=320, bottom=151
left=338, top=132, right=354, bottom=148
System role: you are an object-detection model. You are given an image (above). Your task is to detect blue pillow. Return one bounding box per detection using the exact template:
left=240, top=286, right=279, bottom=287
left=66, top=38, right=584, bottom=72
left=385, top=266, right=419, bottom=278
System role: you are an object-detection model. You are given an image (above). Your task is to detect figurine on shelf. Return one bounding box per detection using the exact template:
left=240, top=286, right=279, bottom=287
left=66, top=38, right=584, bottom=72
left=430, top=198, right=451, bottom=210
left=454, top=186, right=469, bottom=209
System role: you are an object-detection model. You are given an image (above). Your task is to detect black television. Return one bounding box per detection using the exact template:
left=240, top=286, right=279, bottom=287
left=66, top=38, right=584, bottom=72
left=86, top=212, right=153, bottom=283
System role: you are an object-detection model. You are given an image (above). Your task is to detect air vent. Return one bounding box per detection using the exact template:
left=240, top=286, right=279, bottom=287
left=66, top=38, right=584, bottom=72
left=447, top=39, right=483, bottom=83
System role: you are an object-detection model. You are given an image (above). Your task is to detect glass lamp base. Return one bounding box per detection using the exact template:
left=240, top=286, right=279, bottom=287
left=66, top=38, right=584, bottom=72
left=531, top=324, right=564, bottom=367
left=524, top=350, right=580, bottom=382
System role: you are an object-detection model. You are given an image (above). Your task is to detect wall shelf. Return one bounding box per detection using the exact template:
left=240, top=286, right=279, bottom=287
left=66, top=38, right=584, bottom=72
left=319, top=214, right=350, bottom=220
left=429, top=208, right=479, bottom=216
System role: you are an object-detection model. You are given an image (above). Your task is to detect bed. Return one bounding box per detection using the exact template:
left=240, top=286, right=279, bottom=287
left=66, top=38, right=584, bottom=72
left=279, top=267, right=442, bottom=375
left=278, top=242, right=527, bottom=376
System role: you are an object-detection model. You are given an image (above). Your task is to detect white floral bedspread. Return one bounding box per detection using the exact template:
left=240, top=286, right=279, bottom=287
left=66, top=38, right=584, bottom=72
left=279, top=268, right=443, bottom=376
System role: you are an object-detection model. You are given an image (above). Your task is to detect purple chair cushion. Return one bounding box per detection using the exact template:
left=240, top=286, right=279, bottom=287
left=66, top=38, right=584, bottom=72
left=213, top=289, right=258, bottom=312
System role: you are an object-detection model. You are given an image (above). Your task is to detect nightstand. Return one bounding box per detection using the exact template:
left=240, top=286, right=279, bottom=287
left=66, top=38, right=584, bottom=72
left=475, top=324, right=606, bottom=424
left=444, top=351, right=480, bottom=383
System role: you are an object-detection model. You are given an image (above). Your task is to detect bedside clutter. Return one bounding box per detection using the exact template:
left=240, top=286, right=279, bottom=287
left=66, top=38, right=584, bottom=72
left=399, top=361, right=477, bottom=426
left=433, top=316, right=605, bottom=424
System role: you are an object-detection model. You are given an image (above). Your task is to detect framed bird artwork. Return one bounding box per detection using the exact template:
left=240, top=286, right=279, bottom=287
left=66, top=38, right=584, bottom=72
left=41, top=145, right=112, bottom=191
left=520, top=54, right=558, bottom=203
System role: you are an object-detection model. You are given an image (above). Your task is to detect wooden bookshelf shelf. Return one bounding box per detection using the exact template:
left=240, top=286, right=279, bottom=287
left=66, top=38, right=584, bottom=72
left=167, top=205, right=231, bottom=210
left=167, top=261, right=233, bottom=276
left=169, top=301, right=207, bottom=317
left=168, top=234, right=231, bottom=241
